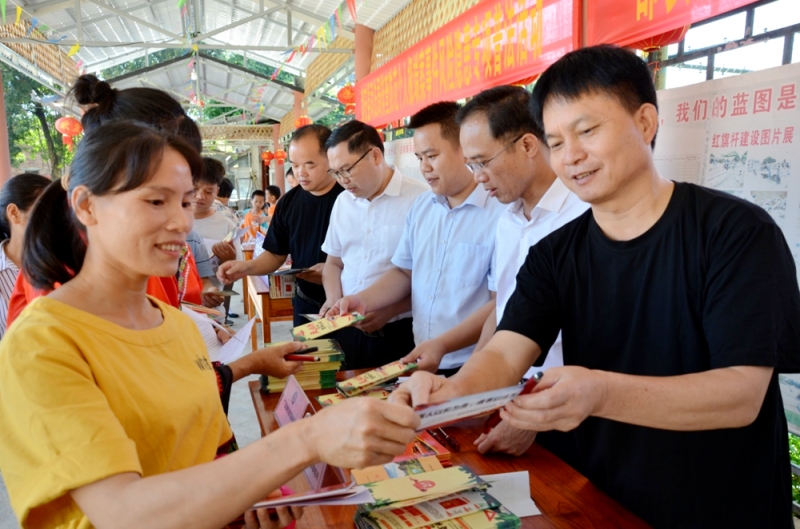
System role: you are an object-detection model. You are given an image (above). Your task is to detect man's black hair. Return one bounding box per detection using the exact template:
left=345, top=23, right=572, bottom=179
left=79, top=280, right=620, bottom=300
left=409, top=102, right=461, bottom=146
left=290, top=124, right=332, bottom=156
left=251, top=190, right=266, bottom=198
left=325, top=120, right=384, bottom=155
left=530, top=44, right=659, bottom=149
left=199, top=157, right=225, bottom=186
left=456, top=85, right=543, bottom=142
left=217, top=178, right=234, bottom=198
left=265, top=185, right=281, bottom=200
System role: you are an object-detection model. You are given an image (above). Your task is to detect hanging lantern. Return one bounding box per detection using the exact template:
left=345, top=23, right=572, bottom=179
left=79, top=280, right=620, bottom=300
left=274, top=149, right=287, bottom=164
left=512, top=74, right=539, bottom=87
left=294, top=115, right=313, bottom=129
left=261, top=150, right=274, bottom=163
left=54, top=116, right=83, bottom=151
left=344, top=104, right=356, bottom=116
left=630, top=25, right=690, bottom=53
left=337, top=84, right=356, bottom=105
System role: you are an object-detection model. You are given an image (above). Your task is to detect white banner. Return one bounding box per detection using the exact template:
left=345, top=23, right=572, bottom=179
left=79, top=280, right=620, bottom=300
left=655, top=62, right=800, bottom=434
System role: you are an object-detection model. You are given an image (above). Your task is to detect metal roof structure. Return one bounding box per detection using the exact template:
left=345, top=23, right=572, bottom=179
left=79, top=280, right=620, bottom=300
left=0, top=0, right=413, bottom=124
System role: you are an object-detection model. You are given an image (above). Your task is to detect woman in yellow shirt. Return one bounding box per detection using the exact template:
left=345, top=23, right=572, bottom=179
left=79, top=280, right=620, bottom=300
left=0, top=121, right=420, bottom=529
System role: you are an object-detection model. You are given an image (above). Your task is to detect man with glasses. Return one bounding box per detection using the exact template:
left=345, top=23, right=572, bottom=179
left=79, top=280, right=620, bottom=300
left=319, top=120, right=428, bottom=369
left=217, top=124, right=344, bottom=325
left=454, top=86, right=588, bottom=455
left=328, top=102, right=504, bottom=376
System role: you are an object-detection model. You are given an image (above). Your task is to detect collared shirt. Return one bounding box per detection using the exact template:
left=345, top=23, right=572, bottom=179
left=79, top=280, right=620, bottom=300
left=212, top=200, right=239, bottom=224
left=493, top=177, right=589, bottom=371
left=322, top=168, right=428, bottom=321
left=392, top=185, right=505, bottom=369
left=0, top=240, right=20, bottom=339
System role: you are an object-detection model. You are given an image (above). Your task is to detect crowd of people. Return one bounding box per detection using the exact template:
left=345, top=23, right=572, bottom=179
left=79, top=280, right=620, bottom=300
left=0, top=44, right=797, bottom=529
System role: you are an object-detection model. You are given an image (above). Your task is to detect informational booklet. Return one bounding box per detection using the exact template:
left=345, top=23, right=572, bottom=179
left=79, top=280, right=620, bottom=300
left=215, top=317, right=255, bottom=364
left=316, top=386, right=394, bottom=408
left=351, top=455, right=443, bottom=485
left=413, top=384, right=530, bottom=431
left=270, top=268, right=311, bottom=276
left=357, top=490, right=502, bottom=529
left=361, top=466, right=486, bottom=511
left=336, top=361, right=417, bottom=397
left=182, top=306, right=222, bottom=359
left=250, top=482, right=367, bottom=509
left=291, top=312, right=365, bottom=341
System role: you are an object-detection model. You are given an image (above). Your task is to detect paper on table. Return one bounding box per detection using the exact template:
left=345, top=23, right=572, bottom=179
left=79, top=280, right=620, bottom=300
left=182, top=307, right=222, bottom=360
left=215, top=317, right=256, bottom=364
left=481, top=471, right=541, bottom=517
left=249, top=482, right=371, bottom=509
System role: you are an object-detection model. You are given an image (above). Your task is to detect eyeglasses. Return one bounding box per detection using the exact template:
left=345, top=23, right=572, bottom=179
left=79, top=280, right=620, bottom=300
left=327, top=148, right=372, bottom=182
left=464, top=134, right=524, bottom=173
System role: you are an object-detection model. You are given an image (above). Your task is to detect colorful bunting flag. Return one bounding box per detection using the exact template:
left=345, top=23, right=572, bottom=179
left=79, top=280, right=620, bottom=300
left=346, top=0, right=357, bottom=23
left=1, top=0, right=6, bottom=25
left=334, top=5, right=342, bottom=30
left=25, top=18, right=38, bottom=37
left=67, top=43, right=81, bottom=56
left=15, top=5, right=21, bottom=24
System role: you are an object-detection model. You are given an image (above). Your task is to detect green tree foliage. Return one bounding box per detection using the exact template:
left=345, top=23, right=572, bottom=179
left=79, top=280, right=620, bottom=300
left=1, top=63, right=72, bottom=178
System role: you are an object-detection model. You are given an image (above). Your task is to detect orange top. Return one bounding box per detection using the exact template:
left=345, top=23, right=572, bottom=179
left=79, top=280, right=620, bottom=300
left=6, top=248, right=204, bottom=329
left=241, top=210, right=268, bottom=241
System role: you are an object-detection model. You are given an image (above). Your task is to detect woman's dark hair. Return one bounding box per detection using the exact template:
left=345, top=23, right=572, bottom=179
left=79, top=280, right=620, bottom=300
left=70, top=74, right=203, bottom=153
left=217, top=178, right=234, bottom=199
left=530, top=45, right=658, bottom=149
left=23, top=121, right=203, bottom=290
left=265, top=185, right=281, bottom=201
left=0, top=173, right=51, bottom=239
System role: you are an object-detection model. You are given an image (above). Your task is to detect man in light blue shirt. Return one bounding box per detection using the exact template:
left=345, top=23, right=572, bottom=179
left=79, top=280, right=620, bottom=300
left=328, top=102, right=504, bottom=373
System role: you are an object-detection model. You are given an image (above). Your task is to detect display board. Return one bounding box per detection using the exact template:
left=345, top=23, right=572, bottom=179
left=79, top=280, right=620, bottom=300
left=655, top=62, right=800, bottom=432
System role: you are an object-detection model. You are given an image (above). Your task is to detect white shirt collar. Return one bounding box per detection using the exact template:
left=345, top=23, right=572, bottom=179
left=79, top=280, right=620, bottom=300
left=508, top=177, right=573, bottom=220
left=0, top=240, right=17, bottom=272
left=348, top=166, right=404, bottom=201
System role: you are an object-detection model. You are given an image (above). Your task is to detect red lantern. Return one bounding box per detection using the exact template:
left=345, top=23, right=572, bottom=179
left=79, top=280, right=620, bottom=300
left=344, top=104, right=356, bottom=116
left=294, top=115, right=313, bottom=129
left=274, top=150, right=287, bottom=164
left=261, top=150, right=274, bottom=163
left=54, top=116, right=83, bottom=151
left=630, top=25, right=690, bottom=53
left=337, top=84, right=356, bottom=105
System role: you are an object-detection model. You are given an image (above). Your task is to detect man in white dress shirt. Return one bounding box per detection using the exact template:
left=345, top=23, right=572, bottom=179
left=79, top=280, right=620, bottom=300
left=320, top=120, right=428, bottom=369
left=441, top=86, right=589, bottom=455
left=329, top=102, right=505, bottom=375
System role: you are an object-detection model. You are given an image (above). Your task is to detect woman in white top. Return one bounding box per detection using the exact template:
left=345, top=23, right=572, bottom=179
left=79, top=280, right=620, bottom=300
left=0, top=173, right=51, bottom=338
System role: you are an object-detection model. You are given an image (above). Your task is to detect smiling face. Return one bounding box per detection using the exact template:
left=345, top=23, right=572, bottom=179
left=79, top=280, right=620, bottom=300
left=459, top=113, right=536, bottom=205
left=543, top=91, right=658, bottom=207
left=326, top=143, right=383, bottom=200
left=413, top=123, right=473, bottom=198
left=289, top=135, right=331, bottom=194
left=79, top=146, right=195, bottom=280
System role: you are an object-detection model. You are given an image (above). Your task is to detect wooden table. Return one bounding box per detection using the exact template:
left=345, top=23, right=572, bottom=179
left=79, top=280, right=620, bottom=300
left=242, top=248, right=254, bottom=315
left=248, top=378, right=650, bottom=529
left=246, top=275, right=294, bottom=347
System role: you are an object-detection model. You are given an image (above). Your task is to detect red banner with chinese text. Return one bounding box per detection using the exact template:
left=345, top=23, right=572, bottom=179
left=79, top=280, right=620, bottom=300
left=587, top=0, right=758, bottom=47
left=356, top=0, right=579, bottom=126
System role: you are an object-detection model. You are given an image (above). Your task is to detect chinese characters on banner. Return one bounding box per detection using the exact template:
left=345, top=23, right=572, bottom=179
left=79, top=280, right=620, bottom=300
left=355, top=0, right=578, bottom=127
left=587, top=0, right=757, bottom=47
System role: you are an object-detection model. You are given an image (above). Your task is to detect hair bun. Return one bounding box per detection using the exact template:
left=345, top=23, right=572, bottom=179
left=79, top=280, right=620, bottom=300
left=72, top=74, right=115, bottom=107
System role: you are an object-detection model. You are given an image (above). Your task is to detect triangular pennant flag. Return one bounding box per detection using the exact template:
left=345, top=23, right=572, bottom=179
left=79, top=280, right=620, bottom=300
left=191, top=43, right=198, bottom=52
left=39, top=24, right=49, bottom=33
left=334, top=5, right=342, bottom=30
left=187, top=57, right=195, bottom=70
left=67, top=43, right=81, bottom=57
left=177, top=0, right=186, bottom=7
left=26, top=18, right=38, bottom=37
left=328, top=16, right=336, bottom=40
left=346, top=0, right=357, bottom=23
left=47, top=35, right=66, bottom=44
left=15, top=5, right=21, bottom=24
left=286, top=49, right=297, bottom=63
left=1, top=0, right=7, bottom=25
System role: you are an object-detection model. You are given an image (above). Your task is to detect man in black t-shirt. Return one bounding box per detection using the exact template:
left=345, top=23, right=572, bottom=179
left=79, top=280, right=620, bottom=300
left=394, top=46, right=800, bottom=528
left=218, top=125, right=344, bottom=325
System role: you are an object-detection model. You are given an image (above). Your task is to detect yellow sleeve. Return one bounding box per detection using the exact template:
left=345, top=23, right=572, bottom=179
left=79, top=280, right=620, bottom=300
left=0, top=323, right=142, bottom=527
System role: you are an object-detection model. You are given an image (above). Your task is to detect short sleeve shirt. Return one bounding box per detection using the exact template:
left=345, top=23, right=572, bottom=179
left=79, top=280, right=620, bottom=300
left=0, top=297, right=232, bottom=529
left=498, top=182, right=799, bottom=527
left=322, top=169, right=428, bottom=319
left=263, top=183, right=344, bottom=303
left=391, top=185, right=504, bottom=369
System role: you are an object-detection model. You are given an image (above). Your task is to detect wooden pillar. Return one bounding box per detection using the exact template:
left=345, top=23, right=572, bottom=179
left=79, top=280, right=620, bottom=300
left=355, top=24, right=375, bottom=82
left=272, top=124, right=285, bottom=194
left=0, top=71, right=13, bottom=187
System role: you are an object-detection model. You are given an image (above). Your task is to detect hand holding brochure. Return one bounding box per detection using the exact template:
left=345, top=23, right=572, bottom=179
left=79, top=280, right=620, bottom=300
left=414, top=383, right=535, bottom=431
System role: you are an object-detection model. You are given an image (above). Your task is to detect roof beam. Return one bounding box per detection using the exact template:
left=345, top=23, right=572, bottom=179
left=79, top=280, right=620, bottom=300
left=57, top=0, right=174, bottom=33
left=84, top=0, right=183, bottom=40
left=0, top=37, right=353, bottom=53
left=261, top=0, right=355, bottom=40
left=206, top=0, right=315, bottom=40
left=105, top=53, right=189, bottom=83
left=193, top=5, right=284, bottom=41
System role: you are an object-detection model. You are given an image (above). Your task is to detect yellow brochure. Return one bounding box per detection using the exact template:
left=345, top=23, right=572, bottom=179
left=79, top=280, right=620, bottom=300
left=291, top=312, right=364, bottom=341
left=351, top=456, right=443, bottom=485
left=336, top=361, right=417, bottom=397
left=362, top=466, right=485, bottom=510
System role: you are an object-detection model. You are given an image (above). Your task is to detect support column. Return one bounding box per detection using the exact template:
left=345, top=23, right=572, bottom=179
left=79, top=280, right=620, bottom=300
left=272, top=124, right=285, bottom=194
left=354, top=23, right=374, bottom=82
left=0, top=71, right=13, bottom=187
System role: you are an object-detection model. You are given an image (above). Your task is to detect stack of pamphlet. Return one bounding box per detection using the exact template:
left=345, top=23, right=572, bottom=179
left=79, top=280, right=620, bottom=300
left=260, top=339, right=344, bottom=392
left=354, top=465, right=521, bottom=529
